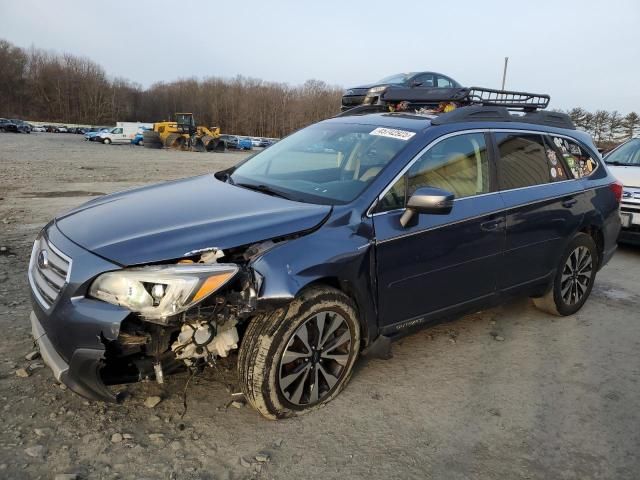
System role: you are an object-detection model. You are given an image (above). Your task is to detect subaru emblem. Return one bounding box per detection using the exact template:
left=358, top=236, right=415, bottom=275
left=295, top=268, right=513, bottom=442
left=37, top=250, right=49, bottom=269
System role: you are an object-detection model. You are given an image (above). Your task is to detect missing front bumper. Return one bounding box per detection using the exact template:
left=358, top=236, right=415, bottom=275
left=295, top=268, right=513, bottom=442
left=30, top=311, right=119, bottom=402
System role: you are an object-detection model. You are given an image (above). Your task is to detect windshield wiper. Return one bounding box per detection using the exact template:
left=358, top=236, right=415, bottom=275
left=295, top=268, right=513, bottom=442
left=235, top=182, right=291, bottom=200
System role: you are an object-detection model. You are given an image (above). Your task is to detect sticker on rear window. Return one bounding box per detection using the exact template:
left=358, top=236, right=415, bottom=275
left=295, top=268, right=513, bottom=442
left=370, top=127, right=416, bottom=141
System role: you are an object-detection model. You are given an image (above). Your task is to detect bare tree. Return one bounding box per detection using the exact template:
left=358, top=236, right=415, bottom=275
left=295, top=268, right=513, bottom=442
left=623, top=112, right=640, bottom=139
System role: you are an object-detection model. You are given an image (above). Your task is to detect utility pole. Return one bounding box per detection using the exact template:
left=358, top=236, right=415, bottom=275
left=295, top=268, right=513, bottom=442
left=501, top=57, right=509, bottom=90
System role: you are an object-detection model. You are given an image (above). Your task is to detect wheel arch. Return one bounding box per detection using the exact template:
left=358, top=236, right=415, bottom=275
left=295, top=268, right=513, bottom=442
left=579, top=224, right=605, bottom=269
left=298, top=277, right=370, bottom=347
left=250, top=225, right=378, bottom=347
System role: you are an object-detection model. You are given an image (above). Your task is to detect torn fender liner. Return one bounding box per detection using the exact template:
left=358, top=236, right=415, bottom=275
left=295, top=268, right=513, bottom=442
left=55, top=174, right=331, bottom=265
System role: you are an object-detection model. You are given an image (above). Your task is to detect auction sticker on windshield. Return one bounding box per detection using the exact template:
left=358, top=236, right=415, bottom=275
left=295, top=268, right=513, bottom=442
left=370, top=127, right=416, bottom=141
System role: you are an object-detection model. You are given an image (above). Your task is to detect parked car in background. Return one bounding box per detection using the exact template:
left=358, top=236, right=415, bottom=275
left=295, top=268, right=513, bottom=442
left=32, top=125, right=46, bottom=132
left=84, top=127, right=110, bottom=141
left=54, top=126, right=69, bottom=133
left=131, top=126, right=151, bottom=146
left=11, top=119, right=32, bottom=133
left=100, top=122, right=153, bottom=145
left=259, top=138, right=277, bottom=148
left=604, top=138, right=640, bottom=244
left=341, top=71, right=462, bottom=111
left=0, top=118, right=18, bottom=133
left=250, top=137, right=262, bottom=147
left=220, top=135, right=253, bottom=150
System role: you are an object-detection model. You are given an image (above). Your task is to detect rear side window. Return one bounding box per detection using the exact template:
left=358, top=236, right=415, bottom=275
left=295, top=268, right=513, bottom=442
left=550, top=136, right=598, bottom=178
left=495, top=133, right=551, bottom=189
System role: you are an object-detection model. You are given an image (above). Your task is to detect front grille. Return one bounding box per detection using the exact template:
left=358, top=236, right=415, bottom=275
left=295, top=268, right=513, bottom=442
left=621, top=203, right=640, bottom=213
left=342, top=95, right=366, bottom=106
left=28, top=236, right=72, bottom=309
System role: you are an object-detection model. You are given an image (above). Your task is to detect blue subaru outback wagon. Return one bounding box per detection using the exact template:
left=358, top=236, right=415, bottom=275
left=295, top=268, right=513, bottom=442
left=29, top=88, right=622, bottom=419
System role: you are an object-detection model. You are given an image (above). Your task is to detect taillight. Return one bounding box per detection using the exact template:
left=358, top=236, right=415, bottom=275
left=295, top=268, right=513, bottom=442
left=610, top=181, right=623, bottom=203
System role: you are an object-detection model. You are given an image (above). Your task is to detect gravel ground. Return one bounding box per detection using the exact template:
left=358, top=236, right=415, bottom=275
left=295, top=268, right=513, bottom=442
left=0, top=133, right=639, bottom=480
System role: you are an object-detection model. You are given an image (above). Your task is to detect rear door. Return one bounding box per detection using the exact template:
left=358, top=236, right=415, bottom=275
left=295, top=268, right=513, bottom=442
left=493, top=131, right=585, bottom=292
left=373, top=131, right=505, bottom=332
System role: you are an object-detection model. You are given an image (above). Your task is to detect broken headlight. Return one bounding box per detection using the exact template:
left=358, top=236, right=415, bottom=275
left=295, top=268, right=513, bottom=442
left=89, top=264, right=238, bottom=320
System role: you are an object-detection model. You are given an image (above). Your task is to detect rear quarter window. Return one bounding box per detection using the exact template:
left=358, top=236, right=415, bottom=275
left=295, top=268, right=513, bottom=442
left=550, top=136, right=598, bottom=178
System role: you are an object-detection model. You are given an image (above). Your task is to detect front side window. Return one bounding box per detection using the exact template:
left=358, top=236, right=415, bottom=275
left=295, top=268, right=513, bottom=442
left=413, top=74, right=435, bottom=87
left=231, top=123, right=413, bottom=204
left=551, top=136, right=599, bottom=178
left=376, top=133, right=490, bottom=212
left=496, top=133, right=551, bottom=189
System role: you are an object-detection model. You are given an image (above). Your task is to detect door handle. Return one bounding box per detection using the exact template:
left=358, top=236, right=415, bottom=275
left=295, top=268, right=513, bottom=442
left=562, top=198, right=578, bottom=208
left=480, top=219, right=504, bottom=232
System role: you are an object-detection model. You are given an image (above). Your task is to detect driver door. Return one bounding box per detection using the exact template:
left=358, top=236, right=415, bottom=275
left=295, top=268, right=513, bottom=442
left=372, top=132, right=505, bottom=332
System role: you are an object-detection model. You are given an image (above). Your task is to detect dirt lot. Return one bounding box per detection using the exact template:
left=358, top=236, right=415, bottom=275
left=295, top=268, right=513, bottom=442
left=0, top=133, right=639, bottom=480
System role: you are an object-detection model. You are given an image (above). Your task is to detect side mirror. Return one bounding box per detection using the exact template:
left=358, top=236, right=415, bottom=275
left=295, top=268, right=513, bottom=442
left=399, top=187, right=455, bottom=228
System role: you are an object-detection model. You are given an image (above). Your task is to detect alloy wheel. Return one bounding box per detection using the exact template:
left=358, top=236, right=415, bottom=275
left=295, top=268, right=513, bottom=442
left=278, top=311, right=352, bottom=406
left=560, top=246, right=593, bottom=305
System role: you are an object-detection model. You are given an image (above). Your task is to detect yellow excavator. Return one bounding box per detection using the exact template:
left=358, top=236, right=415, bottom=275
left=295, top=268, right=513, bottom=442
left=143, top=113, right=226, bottom=152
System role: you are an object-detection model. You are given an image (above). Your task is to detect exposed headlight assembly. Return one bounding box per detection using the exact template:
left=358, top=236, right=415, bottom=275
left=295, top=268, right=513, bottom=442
left=367, top=85, right=388, bottom=94
left=89, top=264, right=239, bottom=320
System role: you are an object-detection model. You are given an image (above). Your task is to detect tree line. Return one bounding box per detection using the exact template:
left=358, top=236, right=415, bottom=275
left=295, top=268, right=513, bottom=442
left=0, top=39, right=342, bottom=138
left=562, top=108, right=640, bottom=149
left=1, top=38, right=639, bottom=143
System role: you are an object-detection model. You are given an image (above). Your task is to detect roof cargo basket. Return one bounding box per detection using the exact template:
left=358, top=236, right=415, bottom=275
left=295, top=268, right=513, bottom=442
left=466, top=87, right=550, bottom=111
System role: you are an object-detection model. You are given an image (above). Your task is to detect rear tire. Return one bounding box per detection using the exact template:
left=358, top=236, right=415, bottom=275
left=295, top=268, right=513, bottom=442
left=532, top=233, right=598, bottom=316
left=238, top=286, right=360, bottom=419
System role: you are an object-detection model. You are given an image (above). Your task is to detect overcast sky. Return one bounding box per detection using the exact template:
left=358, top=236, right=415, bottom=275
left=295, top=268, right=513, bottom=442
left=1, top=0, right=639, bottom=113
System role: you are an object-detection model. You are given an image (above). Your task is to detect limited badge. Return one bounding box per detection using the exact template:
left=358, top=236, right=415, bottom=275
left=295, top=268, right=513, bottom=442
left=369, top=127, right=416, bottom=141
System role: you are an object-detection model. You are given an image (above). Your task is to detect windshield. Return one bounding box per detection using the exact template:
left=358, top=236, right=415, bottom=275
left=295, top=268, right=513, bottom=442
left=376, top=73, right=411, bottom=84
left=605, top=139, right=640, bottom=166
left=230, top=122, right=415, bottom=204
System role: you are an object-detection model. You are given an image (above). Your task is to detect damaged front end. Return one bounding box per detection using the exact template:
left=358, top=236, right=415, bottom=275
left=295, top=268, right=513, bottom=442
left=96, top=247, right=263, bottom=394
left=30, top=222, right=269, bottom=402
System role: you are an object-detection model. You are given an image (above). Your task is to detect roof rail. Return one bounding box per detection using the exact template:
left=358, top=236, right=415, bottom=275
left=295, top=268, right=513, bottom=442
left=431, top=106, right=576, bottom=130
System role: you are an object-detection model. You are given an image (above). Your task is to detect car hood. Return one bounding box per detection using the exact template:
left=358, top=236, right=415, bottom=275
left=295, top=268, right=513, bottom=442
left=608, top=164, right=640, bottom=187
left=55, top=174, right=331, bottom=266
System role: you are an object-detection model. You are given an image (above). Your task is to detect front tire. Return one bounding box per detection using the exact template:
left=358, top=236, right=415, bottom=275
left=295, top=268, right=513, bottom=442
left=532, top=233, right=598, bottom=316
left=238, top=286, right=360, bottom=419
left=103, top=138, right=111, bottom=145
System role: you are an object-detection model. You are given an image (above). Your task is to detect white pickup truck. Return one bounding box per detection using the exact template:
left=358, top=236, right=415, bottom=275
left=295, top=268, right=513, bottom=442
left=605, top=138, right=640, bottom=244
left=99, top=122, right=153, bottom=145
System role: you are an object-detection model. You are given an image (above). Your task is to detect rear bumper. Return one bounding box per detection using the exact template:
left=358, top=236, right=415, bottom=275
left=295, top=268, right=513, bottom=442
left=31, top=311, right=119, bottom=402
